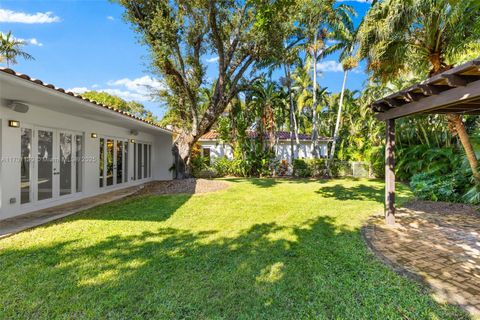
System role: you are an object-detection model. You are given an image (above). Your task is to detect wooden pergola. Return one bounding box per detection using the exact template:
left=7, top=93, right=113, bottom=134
left=370, top=57, right=480, bottom=224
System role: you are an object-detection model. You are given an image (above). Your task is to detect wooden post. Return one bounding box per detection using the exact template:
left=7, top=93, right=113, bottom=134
left=385, top=119, right=395, bottom=225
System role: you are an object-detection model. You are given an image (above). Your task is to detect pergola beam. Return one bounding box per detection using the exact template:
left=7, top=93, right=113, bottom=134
left=377, top=79, right=480, bottom=120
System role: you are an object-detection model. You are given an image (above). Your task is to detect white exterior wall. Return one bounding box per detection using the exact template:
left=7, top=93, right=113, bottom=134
left=198, top=140, right=329, bottom=164
left=0, top=75, right=173, bottom=220
left=199, top=141, right=234, bottom=161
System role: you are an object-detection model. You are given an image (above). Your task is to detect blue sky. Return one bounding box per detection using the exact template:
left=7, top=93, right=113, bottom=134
left=0, top=0, right=371, bottom=118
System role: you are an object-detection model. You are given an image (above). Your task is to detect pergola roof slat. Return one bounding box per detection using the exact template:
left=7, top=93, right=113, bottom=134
left=371, top=57, right=480, bottom=120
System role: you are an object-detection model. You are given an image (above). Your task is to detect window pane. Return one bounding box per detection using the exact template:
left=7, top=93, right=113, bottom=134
left=106, top=139, right=114, bottom=186
left=144, top=143, right=148, bottom=178
left=38, top=130, right=53, bottom=201
left=60, top=133, right=72, bottom=196
left=99, top=138, right=104, bottom=187
left=117, top=141, right=123, bottom=184
left=21, top=128, right=32, bottom=204
left=124, top=142, right=129, bottom=183
left=149, top=145, right=152, bottom=178
left=76, top=135, right=83, bottom=193
left=137, top=143, right=143, bottom=180
left=133, top=143, right=137, bottom=180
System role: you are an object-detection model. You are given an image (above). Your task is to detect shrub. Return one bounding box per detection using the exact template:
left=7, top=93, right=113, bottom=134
left=293, top=159, right=312, bottom=177
left=410, top=167, right=471, bottom=203
left=276, top=160, right=290, bottom=176
left=367, top=146, right=385, bottom=179
left=410, top=172, right=458, bottom=202
left=191, top=155, right=209, bottom=177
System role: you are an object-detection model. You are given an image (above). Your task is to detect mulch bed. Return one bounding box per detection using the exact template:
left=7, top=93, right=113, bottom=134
left=135, top=179, right=230, bottom=196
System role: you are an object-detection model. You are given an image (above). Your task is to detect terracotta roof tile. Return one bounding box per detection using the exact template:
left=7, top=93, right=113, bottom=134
left=0, top=68, right=171, bottom=132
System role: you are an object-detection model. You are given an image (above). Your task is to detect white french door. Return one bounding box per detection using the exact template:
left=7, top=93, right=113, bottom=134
left=133, top=142, right=152, bottom=181
left=99, top=137, right=128, bottom=188
left=20, top=126, right=83, bottom=205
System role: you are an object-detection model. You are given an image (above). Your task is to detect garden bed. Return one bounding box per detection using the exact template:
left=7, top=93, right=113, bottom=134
left=135, top=178, right=230, bottom=196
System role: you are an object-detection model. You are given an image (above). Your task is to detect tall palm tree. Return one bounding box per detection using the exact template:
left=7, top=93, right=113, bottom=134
left=298, top=0, right=355, bottom=157
left=0, top=31, right=34, bottom=67
left=326, top=9, right=358, bottom=160
left=358, top=0, right=480, bottom=181
left=247, top=80, right=284, bottom=152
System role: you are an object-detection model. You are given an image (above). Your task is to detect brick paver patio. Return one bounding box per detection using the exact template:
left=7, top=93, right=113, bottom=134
left=0, top=185, right=144, bottom=239
left=363, top=201, right=480, bottom=317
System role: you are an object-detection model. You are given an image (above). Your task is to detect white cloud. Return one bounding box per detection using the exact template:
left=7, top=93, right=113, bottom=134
left=108, top=75, right=165, bottom=97
left=206, top=56, right=219, bottom=63
left=28, top=38, right=43, bottom=46
left=66, top=87, right=89, bottom=94
left=65, top=76, right=164, bottom=102
left=107, top=16, right=114, bottom=21
left=317, top=60, right=344, bottom=73
left=0, top=9, right=60, bottom=24
left=99, top=88, right=147, bottom=102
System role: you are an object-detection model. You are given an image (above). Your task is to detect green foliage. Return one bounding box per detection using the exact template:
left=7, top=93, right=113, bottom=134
left=0, top=31, right=34, bottom=67
left=191, top=155, right=210, bottom=177
left=410, top=169, right=470, bottom=203
left=293, top=159, right=312, bottom=178
left=81, top=91, right=159, bottom=123
left=357, top=0, right=480, bottom=79
left=396, top=145, right=462, bottom=181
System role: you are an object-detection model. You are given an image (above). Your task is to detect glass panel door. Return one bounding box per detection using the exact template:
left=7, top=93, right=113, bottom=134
left=59, top=133, right=73, bottom=196
left=21, top=128, right=33, bottom=204
left=37, top=129, right=54, bottom=201
left=76, top=135, right=83, bottom=193
left=124, top=142, right=129, bottom=183
left=99, top=138, right=104, bottom=187
left=143, top=143, right=148, bottom=178
left=116, top=141, right=123, bottom=185
left=137, top=143, right=143, bottom=180
left=106, top=139, right=114, bottom=186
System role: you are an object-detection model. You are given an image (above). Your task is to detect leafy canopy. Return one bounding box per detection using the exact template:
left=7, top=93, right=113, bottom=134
left=81, top=91, right=159, bottom=123
left=357, top=0, right=480, bottom=80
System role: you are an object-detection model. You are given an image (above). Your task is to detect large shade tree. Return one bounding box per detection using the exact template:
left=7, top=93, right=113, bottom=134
left=117, top=0, right=295, bottom=178
left=357, top=0, right=480, bottom=181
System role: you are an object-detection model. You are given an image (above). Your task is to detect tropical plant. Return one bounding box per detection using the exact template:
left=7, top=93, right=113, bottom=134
left=357, top=0, right=480, bottom=181
left=297, top=0, right=355, bottom=157
left=0, top=31, right=34, bottom=67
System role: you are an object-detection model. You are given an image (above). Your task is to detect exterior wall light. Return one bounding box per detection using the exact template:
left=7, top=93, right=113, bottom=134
left=91, top=133, right=98, bottom=138
left=130, top=139, right=135, bottom=143
left=8, top=120, right=20, bottom=128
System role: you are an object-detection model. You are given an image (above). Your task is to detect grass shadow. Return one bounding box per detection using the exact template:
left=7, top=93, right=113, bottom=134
left=315, top=183, right=385, bottom=202
left=0, top=209, right=467, bottom=318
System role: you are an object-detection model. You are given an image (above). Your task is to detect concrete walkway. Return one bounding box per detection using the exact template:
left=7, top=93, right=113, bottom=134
left=0, top=185, right=143, bottom=239
left=363, top=201, right=480, bottom=317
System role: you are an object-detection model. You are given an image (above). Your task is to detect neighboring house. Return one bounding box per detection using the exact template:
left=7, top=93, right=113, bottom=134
left=0, top=68, right=173, bottom=220
left=198, top=131, right=332, bottom=164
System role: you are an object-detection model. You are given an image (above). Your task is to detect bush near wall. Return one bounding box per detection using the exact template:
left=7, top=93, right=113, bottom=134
left=292, top=159, right=374, bottom=178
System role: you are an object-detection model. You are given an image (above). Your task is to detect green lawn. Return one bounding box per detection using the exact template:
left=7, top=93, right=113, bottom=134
left=0, top=179, right=468, bottom=319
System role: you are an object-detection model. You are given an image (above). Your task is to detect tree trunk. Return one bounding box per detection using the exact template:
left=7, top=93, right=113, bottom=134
left=311, top=34, right=319, bottom=158
left=447, top=114, right=480, bottom=182
left=284, top=64, right=298, bottom=163
left=330, top=70, right=348, bottom=160
left=172, top=132, right=195, bottom=179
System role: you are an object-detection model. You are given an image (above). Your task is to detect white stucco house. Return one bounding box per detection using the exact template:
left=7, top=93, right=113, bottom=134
left=198, top=131, right=331, bottom=164
left=0, top=68, right=173, bottom=221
